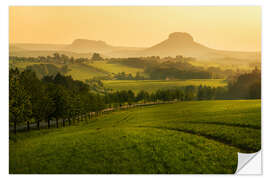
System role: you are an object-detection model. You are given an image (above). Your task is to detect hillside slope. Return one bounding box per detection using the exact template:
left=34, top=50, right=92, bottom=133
left=138, top=32, right=260, bottom=60
left=10, top=100, right=261, bottom=174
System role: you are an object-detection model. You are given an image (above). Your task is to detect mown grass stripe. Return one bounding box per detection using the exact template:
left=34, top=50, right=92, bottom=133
left=135, top=126, right=257, bottom=153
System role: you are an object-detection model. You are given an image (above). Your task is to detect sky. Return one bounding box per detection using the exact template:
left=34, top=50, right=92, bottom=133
left=9, top=6, right=261, bottom=52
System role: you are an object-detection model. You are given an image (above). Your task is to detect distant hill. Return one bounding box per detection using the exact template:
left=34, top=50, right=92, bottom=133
left=64, top=39, right=146, bottom=54
left=64, top=39, right=114, bottom=53
left=135, top=32, right=260, bottom=61
left=10, top=39, right=145, bottom=57
left=141, top=32, right=212, bottom=57
left=10, top=32, right=260, bottom=62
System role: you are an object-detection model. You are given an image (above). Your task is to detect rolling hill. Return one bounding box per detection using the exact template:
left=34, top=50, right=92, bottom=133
left=10, top=100, right=261, bottom=174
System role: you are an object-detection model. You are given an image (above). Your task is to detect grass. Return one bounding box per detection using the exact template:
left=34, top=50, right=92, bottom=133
left=103, top=79, right=227, bottom=93
left=9, top=100, right=261, bottom=174
left=10, top=60, right=144, bottom=81
left=10, top=62, right=107, bottom=81
left=9, top=61, right=49, bottom=69
left=65, top=63, right=107, bottom=80
left=90, top=61, right=144, bottom=76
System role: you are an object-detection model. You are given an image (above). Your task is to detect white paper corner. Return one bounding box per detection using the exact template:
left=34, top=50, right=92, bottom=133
left=235, top=150, right=262, bottom=175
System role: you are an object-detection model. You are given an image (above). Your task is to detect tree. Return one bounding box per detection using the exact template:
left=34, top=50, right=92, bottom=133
left=135, top=72, right=140, bottom=80
left=228, top=68, right=261, bottom=99
left=136, top=90, right=149, bottom=103
left=91, top=53, right=103, bottom=61
left=49, top=85, right=69, bottom=128
left=19, top=69, right=44, bottom=128
left=184, top=86, right=196, bottom=101
left=249, top=81, right=261, bottom=99
left=53, top=53, right=60, bottom=61
left=127, top=90, right=135, bottom=105
left=35, top=88, right=55, bottom=129
left=9, top=68, right=32, bottom=133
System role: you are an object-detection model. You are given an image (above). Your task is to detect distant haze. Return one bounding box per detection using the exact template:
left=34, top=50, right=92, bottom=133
left=9, top=6, right=261, bottom=52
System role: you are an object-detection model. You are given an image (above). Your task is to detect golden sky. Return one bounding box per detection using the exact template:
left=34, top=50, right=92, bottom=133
left=9, top=6, right=261, bottom=51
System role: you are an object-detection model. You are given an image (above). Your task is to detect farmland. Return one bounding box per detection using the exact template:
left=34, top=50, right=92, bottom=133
left=9, top=61, right=108, bottom=80
left=9, top=100, right=261, bottom=174
left=103, top=79, right=227, bottom=93
left=90, top=61, right=144, bottom=76
left=65, top=63, right=108, bottom=80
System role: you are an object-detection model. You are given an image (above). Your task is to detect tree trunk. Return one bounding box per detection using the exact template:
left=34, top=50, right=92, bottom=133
left=48, top=119, right=50, bottom=129
left=68, top=117, right=71, bottom=126
left=13, top=121, right=16, bottom=134
left=37, top=120, right=40, bottom=129
left=27, top=121, right=30, bottom=131
left=62, top=119, right=65, bottom=127
left=56, top=118, right=59, bottom=128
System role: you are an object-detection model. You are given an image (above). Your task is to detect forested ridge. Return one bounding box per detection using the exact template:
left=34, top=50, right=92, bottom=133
left=10, top=54, right=246, bottom=80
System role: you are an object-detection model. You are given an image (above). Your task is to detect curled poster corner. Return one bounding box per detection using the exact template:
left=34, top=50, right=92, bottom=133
left=235, top=150, right=262, bottom=175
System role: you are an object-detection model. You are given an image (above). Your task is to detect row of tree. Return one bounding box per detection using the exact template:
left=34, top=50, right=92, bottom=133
left=108, top=57, right=236, bottom=80
left=103, top=86, right=228, bottom=107
left=228, top=67, right=261, bottom=99
left=9, top=67, right=261, bottom=133
left=9, top=52, right=103, bottom=65
left=9, top=68, right=106, bottom=133
left=113, top=72, right=145, bottom=80
left=10, top=54, right=244, bottom=80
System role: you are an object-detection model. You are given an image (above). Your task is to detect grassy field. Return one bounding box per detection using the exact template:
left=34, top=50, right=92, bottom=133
left=10, top=60, right=145, bottom=80
left=103, top=79, right=227, bottom=93
left=9, top=61, right=53, bottom=69
left=9, top=100, right=261, bottom=174
left=90, top=61, right=144, bottom=76
left=66, top=63, right=107, bottom=80
left=10, top=62, right=108, bottom=80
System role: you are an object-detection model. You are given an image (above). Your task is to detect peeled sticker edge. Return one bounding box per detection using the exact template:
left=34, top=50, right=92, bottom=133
left=235, top=150, right=262, bottom=175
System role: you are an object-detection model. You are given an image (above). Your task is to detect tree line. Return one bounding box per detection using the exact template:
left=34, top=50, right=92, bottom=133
left=113, top=72, right=145, bottom=80
left=9, top=67, right=261, bottom=133
left=10, top=54, right=244, bottom=80
left=9, top=52, right=103, bottom=65
left=228, top=67, right=261, bottom=99
left=9, top=68, right=106, bottom=133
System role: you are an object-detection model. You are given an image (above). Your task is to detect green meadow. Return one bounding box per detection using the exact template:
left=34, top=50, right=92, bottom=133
left=10, top=61, right=108, bottom=80
left=90, top=61, right=144, bottom=76
left=9, top=100, right=261, bottom=174
left=103, top=79, right=227, bottom=93
left=65, top=63, right=107, bottom=80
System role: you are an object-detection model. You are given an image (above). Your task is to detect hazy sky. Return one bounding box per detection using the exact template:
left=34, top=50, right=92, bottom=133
left=9, top=6, right=261, bottom=51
